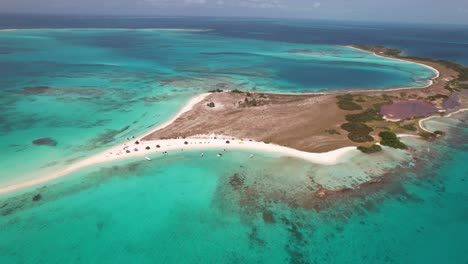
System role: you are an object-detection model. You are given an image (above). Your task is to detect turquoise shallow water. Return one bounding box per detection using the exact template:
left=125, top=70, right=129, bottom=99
left=0, top=113, right=467, bottom=263
left=0, top=29, right=435, bottom=185
left=0, top=27, right=466, bottom=263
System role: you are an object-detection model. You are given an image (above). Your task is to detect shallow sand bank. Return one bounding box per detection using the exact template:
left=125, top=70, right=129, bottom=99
left=0, top=47, right=461, bottom=195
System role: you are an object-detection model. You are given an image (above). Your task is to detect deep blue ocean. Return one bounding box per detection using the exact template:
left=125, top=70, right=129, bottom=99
left=0, top=15, right=467, bottom=263
left=1, top=14, right=468, bottom=64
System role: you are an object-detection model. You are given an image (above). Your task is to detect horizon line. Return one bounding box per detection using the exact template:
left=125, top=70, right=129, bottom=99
left=1, top=12, right=467, bottom=27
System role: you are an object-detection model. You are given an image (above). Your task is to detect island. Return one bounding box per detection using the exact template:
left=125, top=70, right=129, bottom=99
left=1, top=45, right=467, bottom=195
left=144, top=46, right=467, bottom=153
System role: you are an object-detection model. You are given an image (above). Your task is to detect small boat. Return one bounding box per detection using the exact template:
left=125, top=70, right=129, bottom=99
left=217, top=153, right=223, bottom=157
left=200, top=153, right=204, bottom=157
left=145, top=156, right=151, bottom=161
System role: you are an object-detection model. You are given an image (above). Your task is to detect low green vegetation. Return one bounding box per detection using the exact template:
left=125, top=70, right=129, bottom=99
left=325, top=129, right=341, bottom=135
left=355, top=97, right=366, bottom=102
left=358, top=144, right=383, bottom=154
left=400, top=123, right=417, bottom=131
left=419, top=130, right=445, bottom=140
left=243, top=97, right=258, bottom=107
left=345, top=109, right=383, bottom=123
left=427, top=94, right=449, bottom=101
left=348, top=133, right=374, bottom=142
left=357, top=45, right=468, bottom=90
left=341, top=122, right=374, bottom=142
left=231, top=89, right=244, bottom=94
left=341, top=122, right=373, bottom=134
left=406, top=57, right=468, bottom=84
left=336, top=94, right=363, bottom=111
left=208, top=89, right=223, bottom=93
left=379, top=131, right=407, bottom=149
left=419, top=131, right=437, bottom=140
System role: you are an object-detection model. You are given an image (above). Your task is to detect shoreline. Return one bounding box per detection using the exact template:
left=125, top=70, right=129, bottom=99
left=0, top=92, right=357, bottom=195
left=418, top=108, right=468, bottom=133
left=0, top=46, right=460, bottom=195
left=345, top=45, right=440, bottom=87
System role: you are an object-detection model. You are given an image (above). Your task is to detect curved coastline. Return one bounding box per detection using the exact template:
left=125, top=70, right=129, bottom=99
left=0, top=47, right=457, bottom=195
left=0, top=90, right=358, bottom=195
left=345, top=45, right=440, bottom=89
left=418, top=108, right=468, bottom=133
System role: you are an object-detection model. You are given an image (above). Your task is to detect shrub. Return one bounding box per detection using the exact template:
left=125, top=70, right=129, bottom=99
left=207, top=102, right=215, bottom=108
left=427, top=94, right=449, bottom=101
left=346, top=109, right=383, bottom=123
left=400, top=123, right=417, bottom=131
left=419, top=131, right=437, bottom=140
left=336, top=94, right=354, bottom=101
left=337, top=100, right=363, bottom=111
left=243, top=97, right=258, bottom=107
left=348, top=132, right=374, bottom=143
left=341, top=122, right=373, bottom=134
left=231, top=89, right=244, bottom=93
left=336, top=94, right=363, bottom=111
left=208, top=89, right=223, bottom=93
left=379, top=131, right=407, bottom=149
left=358, top=144, right=383, bottom=154
left=325, top=129, right=341, bottom=135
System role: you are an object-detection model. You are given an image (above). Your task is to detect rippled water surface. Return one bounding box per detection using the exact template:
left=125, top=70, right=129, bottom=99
left=0, top=18, right=467, bottom=263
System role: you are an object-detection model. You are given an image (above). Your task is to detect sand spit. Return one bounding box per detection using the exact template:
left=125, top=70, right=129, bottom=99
left=0, top=92, right=357, bottom=195
left=0, top=47, right=461, bottom=195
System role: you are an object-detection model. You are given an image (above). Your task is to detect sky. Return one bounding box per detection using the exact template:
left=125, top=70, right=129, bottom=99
left=1, top=0, right=468, bottom=25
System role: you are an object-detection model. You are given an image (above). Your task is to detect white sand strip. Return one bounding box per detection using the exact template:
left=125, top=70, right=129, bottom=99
left=0, top=93, right=357, bottom=194
left=345, top=45, right=440, bottom=89
left=418, top=108, right=468, bottom=133
left=0, top=136, right=358, bottom=194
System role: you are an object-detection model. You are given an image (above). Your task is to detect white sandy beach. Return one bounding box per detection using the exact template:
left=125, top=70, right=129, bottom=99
left=418, top=108, right=468, bottom=133
left=0, top=49, right=454, bottom=195
left=345, top=45, right=441, bottom=89
left=0, top=93, right=358, bottom=194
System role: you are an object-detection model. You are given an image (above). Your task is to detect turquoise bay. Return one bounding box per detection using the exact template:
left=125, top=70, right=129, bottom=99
left=0, top=112, right=467, bottom=263
left=0, top=28, right=435, bottom=185
left=1, top=24, right=466, bottom=264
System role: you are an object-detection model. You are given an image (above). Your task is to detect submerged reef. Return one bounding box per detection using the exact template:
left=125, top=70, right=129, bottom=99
left=32, top=137, right=58, bottom=147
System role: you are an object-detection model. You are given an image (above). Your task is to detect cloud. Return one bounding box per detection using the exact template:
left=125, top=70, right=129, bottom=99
left=185, top=0, right=207, bottom=4
left=313, top=2, right=321, bottom=8
left=239, top=0, right=286, bottom=9
left=142, top=0, right=207, bottom=7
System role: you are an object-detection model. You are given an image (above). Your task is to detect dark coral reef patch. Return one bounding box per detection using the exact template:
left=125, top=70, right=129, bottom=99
left=32, top=137, right=58, bottom=147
